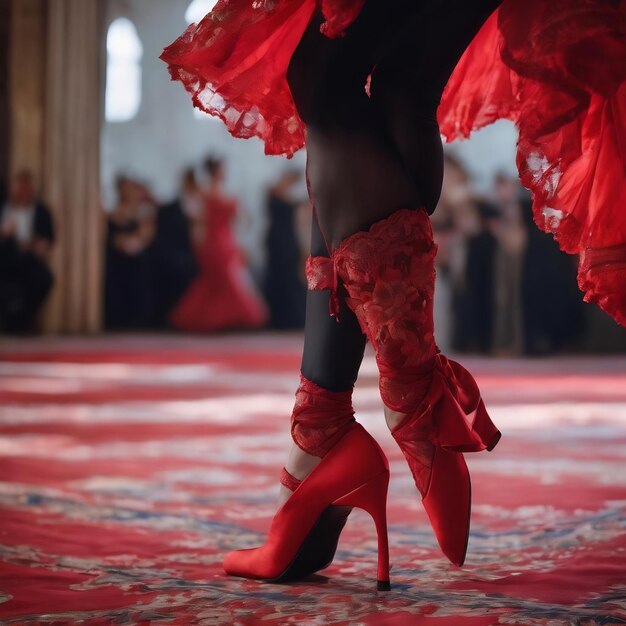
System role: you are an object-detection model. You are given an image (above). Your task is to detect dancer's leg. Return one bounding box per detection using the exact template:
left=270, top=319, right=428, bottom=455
left=300, top=1, right=503, bottom=563
left=279, top=210, right=366, bottom=504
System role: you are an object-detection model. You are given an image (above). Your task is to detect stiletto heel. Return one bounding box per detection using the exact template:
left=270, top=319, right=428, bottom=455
left=223, top=423, right=390, bottom=587
left=334, top=470, right=391, bottom=590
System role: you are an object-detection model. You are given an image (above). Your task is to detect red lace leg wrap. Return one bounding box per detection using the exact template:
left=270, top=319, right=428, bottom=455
left=289, top=251, right=357, bottom=457
left=310, top=208, right=440, bottom=413
left=290, top=374, right=356, bottom=457
left=282, top=374, right=354, bottom=491
left=307, top=208, right=501, bottom=495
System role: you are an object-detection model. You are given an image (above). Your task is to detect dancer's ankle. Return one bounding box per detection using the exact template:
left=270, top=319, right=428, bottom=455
left=281, top=374, right=355, bottom=504
left=278, top=443, right=322, bottom=505
left=384, top=405, right=407, bottom=432
left=286, top=442, right=321, bottom=480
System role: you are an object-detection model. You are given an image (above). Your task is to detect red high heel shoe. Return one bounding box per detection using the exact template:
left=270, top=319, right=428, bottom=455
left=306, top=207, right=501, bottom=566
left=265, top=373, right=358, bottom=580
left=223, top=423, right=391, bottom=589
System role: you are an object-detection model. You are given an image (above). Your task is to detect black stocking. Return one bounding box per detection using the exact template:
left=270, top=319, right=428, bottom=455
left=300, top=210, right=366, bottom=392
left=288, top=0, right=502, bottom=247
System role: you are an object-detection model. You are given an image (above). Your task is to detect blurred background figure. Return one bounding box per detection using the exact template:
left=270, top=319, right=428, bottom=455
left=520, top=190, right=584, bottom=355
left=490, top=173, right=528, bottom=356
left=432, top=154, right=481, bottom=352
left=435, top=165, right=586, bottom=357
left=0, top=170, right=54, bottom=333
left=105, top=175, right=157, bottom=330
left=463, top=199, right=499, bottom=354
left=263, top=168, right=307, bottom=330
left=151, top=167, right=199, bottom=328
left=171, top=157, right=267, bottom=332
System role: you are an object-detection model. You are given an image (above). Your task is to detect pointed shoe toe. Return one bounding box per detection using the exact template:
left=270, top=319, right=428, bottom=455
left=223, top=547, right=263, bottom=578
left=422, top=447, right=471, bottom=567
left=221, top=423, right=391, bottom=588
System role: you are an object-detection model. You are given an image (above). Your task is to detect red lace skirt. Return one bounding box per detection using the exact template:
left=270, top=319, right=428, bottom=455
left=161, top=0, right=626, bottom=327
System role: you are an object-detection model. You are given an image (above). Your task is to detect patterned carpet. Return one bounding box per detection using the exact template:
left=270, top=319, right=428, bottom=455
left=1, top=334, right=625, bottom=625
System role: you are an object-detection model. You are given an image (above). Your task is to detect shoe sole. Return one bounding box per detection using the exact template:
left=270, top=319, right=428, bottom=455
left=458, top=473, right=471, bottom=567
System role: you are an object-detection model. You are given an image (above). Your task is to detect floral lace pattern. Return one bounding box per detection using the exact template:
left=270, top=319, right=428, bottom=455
left=308, top=208, right=501, bottom=496
left=305, top=255, right=342, bottom=319
left=333, top=208, right=439, bottom=413
left=332, top=209, right=438, bottom=494
left=305, top=256, right=335, bottom=292
left=290, top=374, right=355, bottom=458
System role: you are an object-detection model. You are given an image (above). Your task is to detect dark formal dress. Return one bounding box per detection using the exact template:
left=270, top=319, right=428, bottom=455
left=0, top=201, right=54, bottom=333
left=152, top=199, right=198, bottom=327
left=264, top=192, right=306, bottom=329
left=105, top=217, right=156, bottom=330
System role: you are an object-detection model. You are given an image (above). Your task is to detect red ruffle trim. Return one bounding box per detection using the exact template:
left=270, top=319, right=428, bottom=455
left=160, top=0, right=364, bottom=157
left=438, top=1, right=626, bottom=327
left=391, top=354, right=501, bottom=455
left=579, top=242, right=626, bottom=327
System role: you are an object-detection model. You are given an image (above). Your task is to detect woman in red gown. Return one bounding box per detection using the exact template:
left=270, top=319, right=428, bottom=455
left=162, top=0, right=626, bottom=588
left=171, top=158, right=268, bottom=332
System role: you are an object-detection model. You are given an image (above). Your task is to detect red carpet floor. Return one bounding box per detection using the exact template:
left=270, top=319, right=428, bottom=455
left=1, top=335, right=625, bottom=625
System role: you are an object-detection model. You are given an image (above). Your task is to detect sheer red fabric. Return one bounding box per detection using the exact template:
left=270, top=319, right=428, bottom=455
left=162, top=0, right=626, bottom=326
left=307, top=208, right=501, bottom=494
left=305, top=254, right=341, bottom=319
left=438, top=2, right=626, bottom=326
left=160, top=0, right=313, bottom=157
left=331, top=209, right=439, bottom=413
left=160, top=0, right=363, bottom=157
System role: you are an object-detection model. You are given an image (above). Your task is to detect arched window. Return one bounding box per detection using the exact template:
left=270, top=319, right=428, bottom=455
left=185, top=0, right=219, bottom=25
left=186, top=0, right=220, bottom=120
left=105, top=18, right=143, bottom=123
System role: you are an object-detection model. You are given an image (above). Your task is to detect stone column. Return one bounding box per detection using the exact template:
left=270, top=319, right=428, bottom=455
left=8, top=0, right=45, bottom=184
left=7, top=0, right=104, bottom=333
left=43, top=0, right=103, bottom=333
left=0, top=0, right=11, bottom=194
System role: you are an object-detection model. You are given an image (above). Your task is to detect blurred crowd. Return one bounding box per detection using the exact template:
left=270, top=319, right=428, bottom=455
left=433, top=155, right=584, bottom=356
left=104, top=158, right=308, bottom=333
left=1, top=155, right=589, bottom=355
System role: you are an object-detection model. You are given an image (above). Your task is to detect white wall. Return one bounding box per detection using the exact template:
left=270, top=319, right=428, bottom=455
left=101, top=0, right=517, bottom=271
left=101, top=0, right=306, bottom=270
left=448, top=119, right=518, bottom=194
